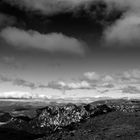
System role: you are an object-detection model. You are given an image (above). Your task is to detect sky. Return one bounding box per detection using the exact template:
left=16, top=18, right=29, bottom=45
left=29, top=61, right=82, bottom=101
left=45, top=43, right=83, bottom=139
left=0, top=0, right=140, bottom=100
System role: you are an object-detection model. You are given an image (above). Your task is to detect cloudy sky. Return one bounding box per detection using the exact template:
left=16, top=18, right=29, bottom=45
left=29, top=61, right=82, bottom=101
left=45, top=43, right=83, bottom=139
left=0, top=0, right=140, bottom=100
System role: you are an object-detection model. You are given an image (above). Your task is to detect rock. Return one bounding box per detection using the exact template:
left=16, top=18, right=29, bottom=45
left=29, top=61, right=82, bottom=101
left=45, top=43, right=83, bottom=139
left=0, top=113, right=12, bottom=122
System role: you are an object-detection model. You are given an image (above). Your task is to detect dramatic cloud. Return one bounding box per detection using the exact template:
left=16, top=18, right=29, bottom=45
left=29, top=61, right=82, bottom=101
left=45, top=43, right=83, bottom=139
left=102, top=0, right=140, bottom=48
left=3, top=0, right=139, bottom=16
left=104, top=14, right=140, bottom=47
left=3, top=0, right=140, bottom=50
left=0, top=27, right=85, bottom=55
left=4, top=0, right=93, bottom=15
left=1, top=0, right=140, bottom=100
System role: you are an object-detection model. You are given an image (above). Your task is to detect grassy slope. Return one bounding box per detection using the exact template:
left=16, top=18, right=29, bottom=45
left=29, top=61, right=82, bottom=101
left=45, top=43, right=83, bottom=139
left=44, top=111, right=140, bottom=140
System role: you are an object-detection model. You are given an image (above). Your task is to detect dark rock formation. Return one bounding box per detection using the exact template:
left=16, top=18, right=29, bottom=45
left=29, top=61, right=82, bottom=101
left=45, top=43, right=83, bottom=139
left=0, top=113, right=12, bottom=122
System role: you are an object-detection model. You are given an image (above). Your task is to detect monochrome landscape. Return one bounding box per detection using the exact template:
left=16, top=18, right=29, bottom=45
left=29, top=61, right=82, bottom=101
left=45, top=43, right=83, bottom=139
left=0, top=0, right=140, bottom=139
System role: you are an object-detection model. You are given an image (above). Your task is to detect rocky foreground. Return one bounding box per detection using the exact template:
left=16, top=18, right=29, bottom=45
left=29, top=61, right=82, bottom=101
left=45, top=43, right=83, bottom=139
left=0, top=99, right=140, bottom=140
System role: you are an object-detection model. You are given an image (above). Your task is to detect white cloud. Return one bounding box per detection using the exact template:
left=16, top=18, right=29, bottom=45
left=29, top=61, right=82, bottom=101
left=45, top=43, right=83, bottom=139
left=102, top=0, right=140, bottom=48
left=48, top=80, right=91, bottom=90
left=0, top=91, right=33, bottom=99
left=120, top=69, right=140, bottom=83
left=131, top=69, right=140, bottom=78
left=1, top=69, right=140, bottom=100
left=48, top=72, right=114, bottom=91
left=95, top=0, right=140, bottom=48
left=83, top=72, right=100, bottom=81
left=104, top=14, right=140, bottom=47
left=67, top=81, right=91, bottom=89
left=0, top=27, right=85, bottom=55
left=102, top=75, right=114, bottom=82
left=4, top=0, right=140, bottom=51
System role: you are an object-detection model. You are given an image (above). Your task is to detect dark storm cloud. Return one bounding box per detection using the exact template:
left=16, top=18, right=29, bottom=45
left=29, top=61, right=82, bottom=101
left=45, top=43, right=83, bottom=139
left=0, top=13, right=16, bottom=29
left=1, top=0, right=130, bottom=16
left=0, top=0, right=140, bottom=51
left=0, top=0, right=123, bottom=34
left=3, top=0, right=93, bottom=15
left=0, top=0, right=125, bottom=53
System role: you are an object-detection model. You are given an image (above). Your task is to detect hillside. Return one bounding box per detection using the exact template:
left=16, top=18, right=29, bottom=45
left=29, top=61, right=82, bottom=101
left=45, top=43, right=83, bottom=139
left=0, top=99, right=140, bottom=140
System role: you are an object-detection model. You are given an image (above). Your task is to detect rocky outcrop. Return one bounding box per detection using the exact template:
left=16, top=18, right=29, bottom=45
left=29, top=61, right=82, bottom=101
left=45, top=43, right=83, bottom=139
left=106, top=100, right=140, bottom=113
left=0, top=113, right=12, bottom=122
left=30, top=104, right=113, bottom=131
left=2, top=99, right=140, bottom=135
left=3, top=103, right=113, bottom=134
